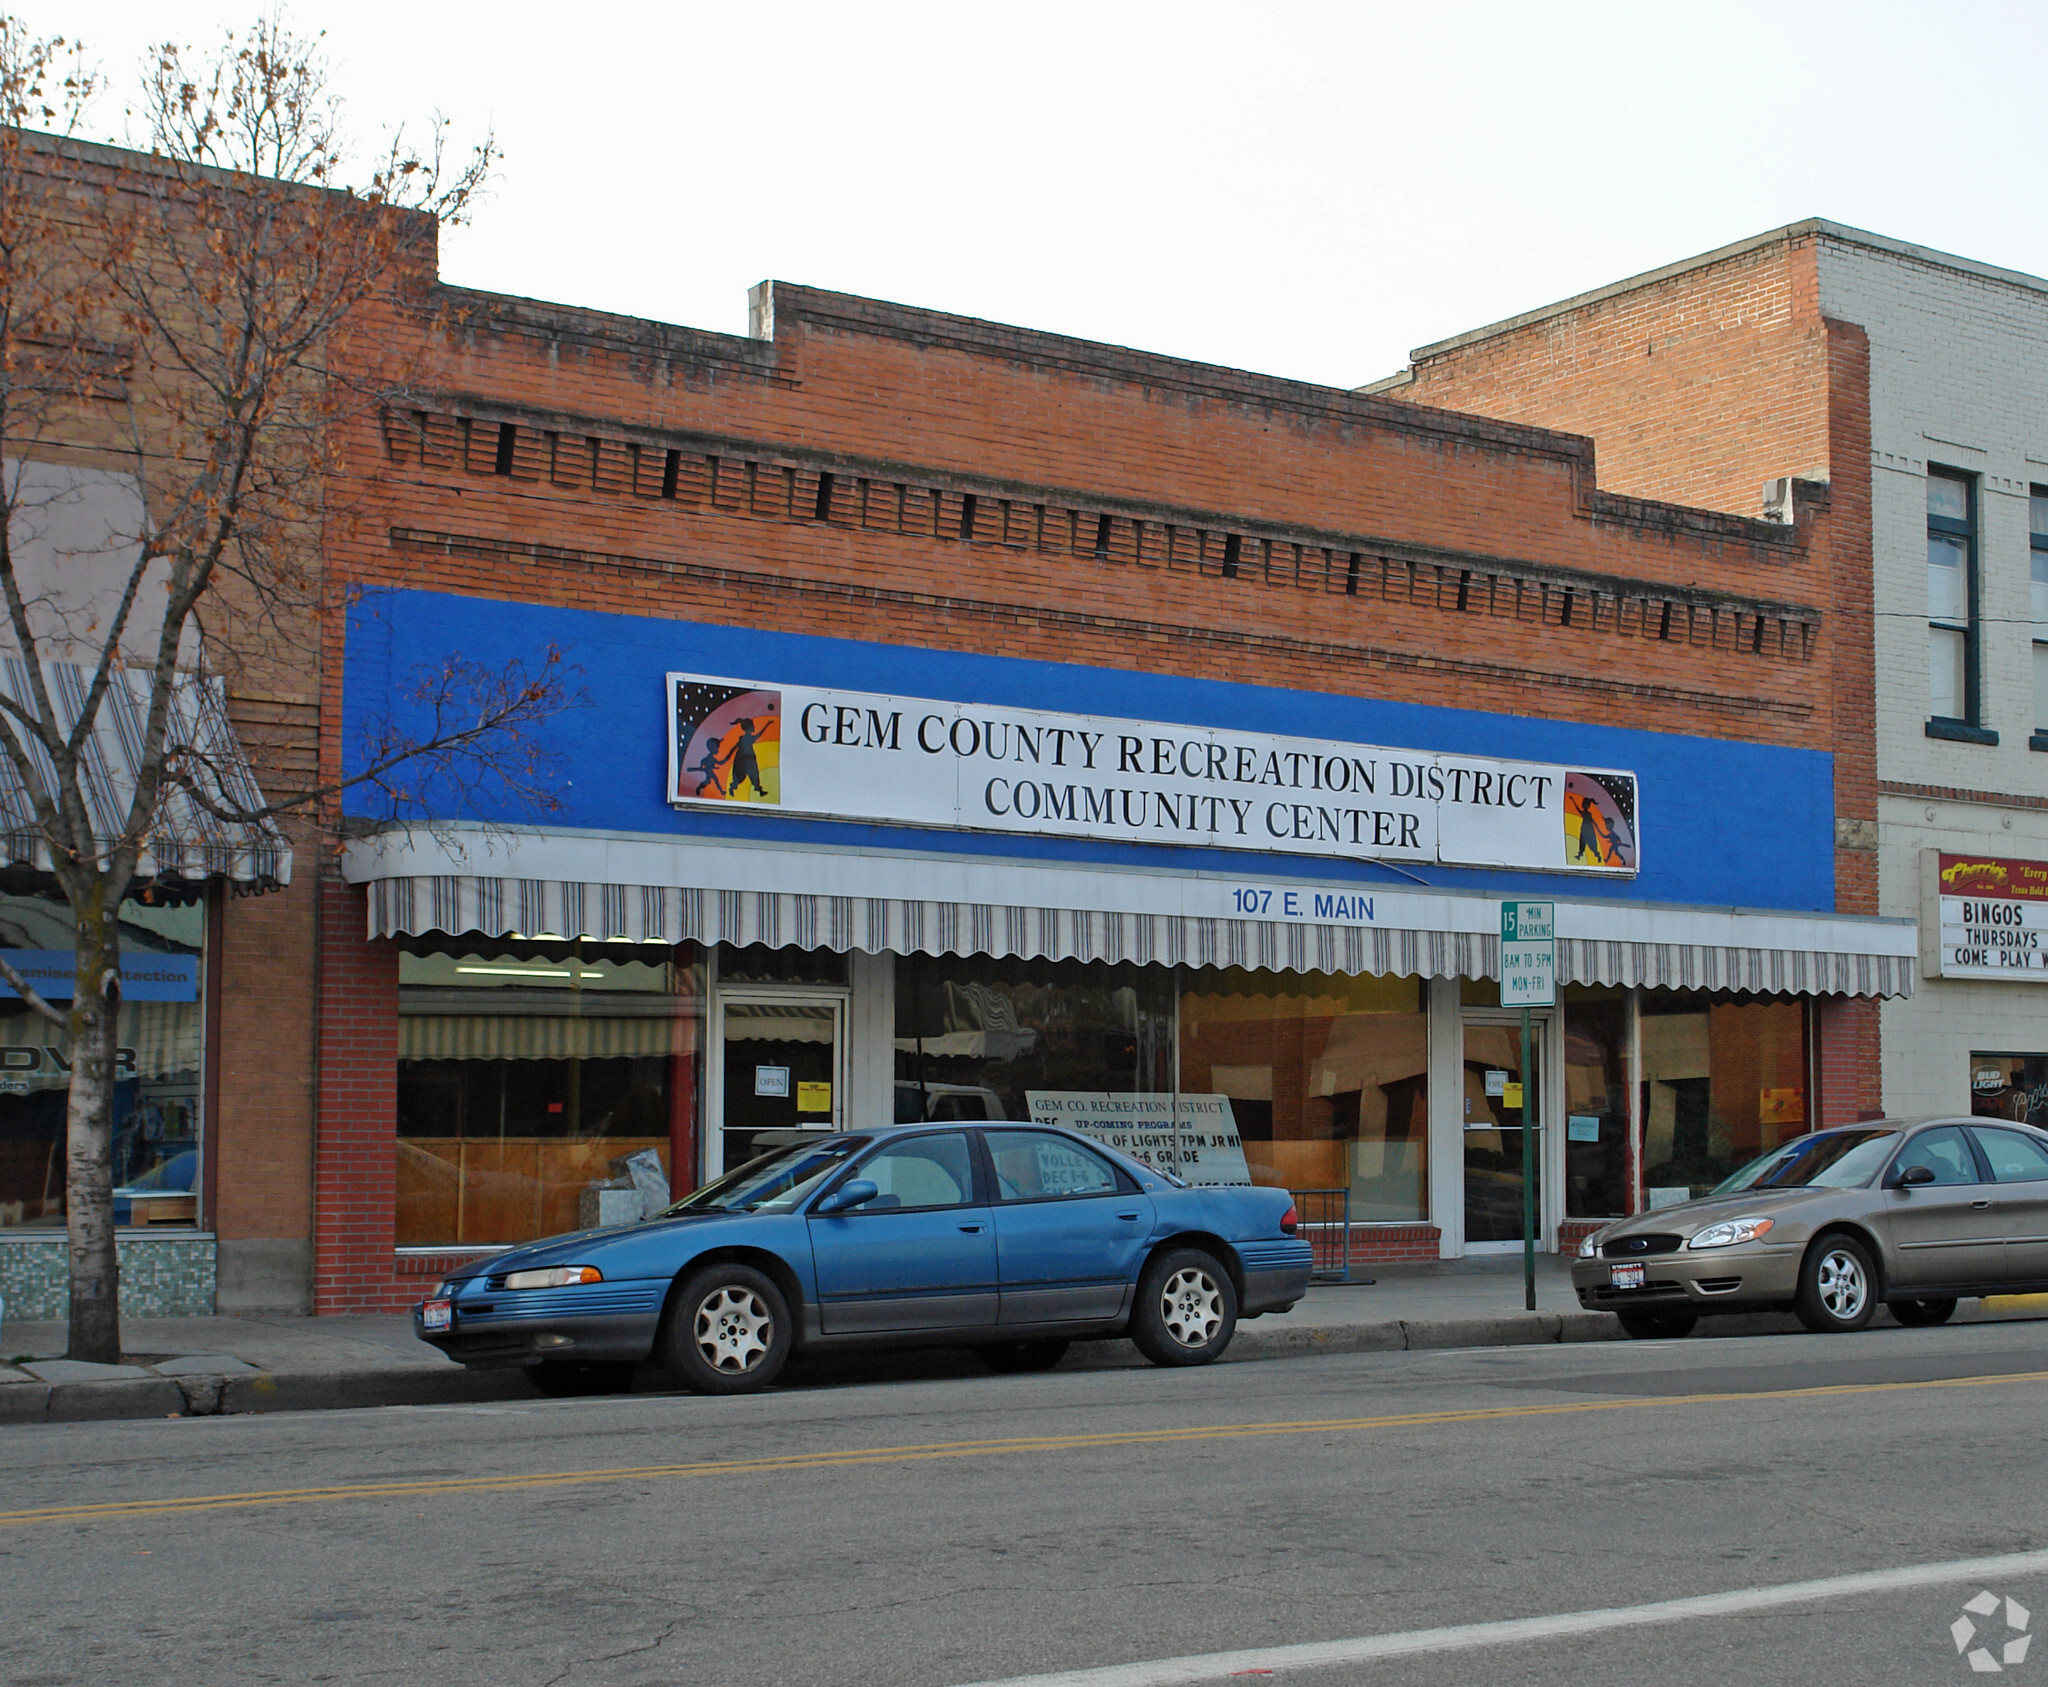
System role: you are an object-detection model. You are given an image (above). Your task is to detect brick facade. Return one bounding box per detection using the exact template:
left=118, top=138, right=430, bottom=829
left=296, top=261, right=1879, bottom=1301
left=1386, top=226, right=1894, bottom=1121
left=10, top=137, right=1893, bottom=1307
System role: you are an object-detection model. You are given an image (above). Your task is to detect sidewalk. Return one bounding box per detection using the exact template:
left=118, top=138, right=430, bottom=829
left=4, top=1256, right=2044, bottom=1425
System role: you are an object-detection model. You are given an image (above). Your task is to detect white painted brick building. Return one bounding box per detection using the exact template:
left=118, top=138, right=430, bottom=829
left=1823, top=233, right=2048, bottom=1116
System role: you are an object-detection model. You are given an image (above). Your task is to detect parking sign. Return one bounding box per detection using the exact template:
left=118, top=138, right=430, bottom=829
left=1500, top=900, right=1556, bottom=1007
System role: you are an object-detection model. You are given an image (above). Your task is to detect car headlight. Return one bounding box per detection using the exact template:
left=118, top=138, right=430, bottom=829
left=1686, top=1217, right=1775, bottom=1250
left=502, top=1265, right=604, bottom=1289
left=1578, top=1233, right=1601, bottom=1258
left=432, top=1279, right=455, bottom=1298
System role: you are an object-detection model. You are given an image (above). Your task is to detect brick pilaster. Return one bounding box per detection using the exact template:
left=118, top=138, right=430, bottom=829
left=312, top=876, right=407, bottom=1313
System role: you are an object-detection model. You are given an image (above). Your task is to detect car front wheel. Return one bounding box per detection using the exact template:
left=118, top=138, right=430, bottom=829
left=1795, top=1235, right=1878, bottom=1333
left=1616, top=1310, right=1697, bottom=1340
left=664, top=1263, right=793, bottom=1394
left=1888, top=1297, right=1958, bottom=1327
left=1131, top=1247, right=1238, bottom=1366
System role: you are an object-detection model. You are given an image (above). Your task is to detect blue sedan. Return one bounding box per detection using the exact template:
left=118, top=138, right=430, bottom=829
left=414, top=1123, right=1313, bottom=1394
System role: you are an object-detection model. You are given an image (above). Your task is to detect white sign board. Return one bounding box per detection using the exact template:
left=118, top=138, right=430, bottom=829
left=1025, top=1091, right=1253, bottom=1186
left=1926, top=853, right=2048, bottom=981
left=669, top=674, right=1640, bottom=876
left=1500, top=900, right=1556, bottom=1008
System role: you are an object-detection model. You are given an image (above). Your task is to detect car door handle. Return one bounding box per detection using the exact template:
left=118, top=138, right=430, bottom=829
left=1971, top=1200, right=1993, bottom=1210
left=959, top=1223, right=985, bottom=1233
left=1116, top=1212, right=1141, bottom=1221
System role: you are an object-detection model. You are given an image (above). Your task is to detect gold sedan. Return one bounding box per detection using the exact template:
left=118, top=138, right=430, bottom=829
left=1572, top=1118, right=2048, bottom=1339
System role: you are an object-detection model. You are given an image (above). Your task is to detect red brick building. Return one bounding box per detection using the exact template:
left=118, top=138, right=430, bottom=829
left=1376, top=219, right=2048, bottom=1138
left=0, top=151, right=1916, bottom=1323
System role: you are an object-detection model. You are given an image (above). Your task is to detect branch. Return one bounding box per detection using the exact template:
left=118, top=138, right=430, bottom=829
left=159, top=645, right=580, bottom=829
left=0, top=949, right=70, bottom=1031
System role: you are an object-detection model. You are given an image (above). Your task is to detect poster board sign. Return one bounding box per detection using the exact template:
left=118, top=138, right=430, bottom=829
left=1024, top=1091, right=1253, bottom=1186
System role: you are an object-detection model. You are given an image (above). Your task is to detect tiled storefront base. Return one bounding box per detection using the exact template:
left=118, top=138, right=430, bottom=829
left=0, top=1234, right=218, bottom=1319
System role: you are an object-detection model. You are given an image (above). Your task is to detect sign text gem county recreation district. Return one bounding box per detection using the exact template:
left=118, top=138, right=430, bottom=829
left=669, top=675, right=1640, bottom=876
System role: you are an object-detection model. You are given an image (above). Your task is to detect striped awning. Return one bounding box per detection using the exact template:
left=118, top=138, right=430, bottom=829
left=399, top=1012, right=684, bottom=1062
left=0, top=660, right=290, bottom=884
left=355, top=847, right=1916, bottom=1000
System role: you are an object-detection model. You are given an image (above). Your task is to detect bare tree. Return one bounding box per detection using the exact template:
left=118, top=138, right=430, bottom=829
left=0, top=15, right=568, bottom=1361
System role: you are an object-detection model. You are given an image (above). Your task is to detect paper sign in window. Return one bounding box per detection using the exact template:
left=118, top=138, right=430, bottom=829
left=796, top=1081, right=832, bottom=1113
left=754, top=1065, right=790, bottom=1098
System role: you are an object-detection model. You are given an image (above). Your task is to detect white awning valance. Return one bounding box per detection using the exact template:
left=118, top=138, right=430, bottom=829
left=345, top=826, right=1917, bottom=999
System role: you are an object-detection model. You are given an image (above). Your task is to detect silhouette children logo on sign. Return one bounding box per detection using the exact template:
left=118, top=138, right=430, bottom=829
left=672, top=682, right=781, bottom=805
left=1563, top=770, right=1638, bottom=870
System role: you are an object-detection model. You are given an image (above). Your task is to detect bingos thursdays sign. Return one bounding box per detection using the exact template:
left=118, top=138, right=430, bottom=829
left=668, top=674, right=1640, bottom=876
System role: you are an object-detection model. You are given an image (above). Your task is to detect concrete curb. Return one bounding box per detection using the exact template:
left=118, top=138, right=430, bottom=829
left=1229, top=1309, right=1622, bottom=1362
left=0, top=1308, right=1626, bottom=1425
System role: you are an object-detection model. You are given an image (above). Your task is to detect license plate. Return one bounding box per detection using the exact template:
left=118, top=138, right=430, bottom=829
left=421, top=1298, right=452, bottom=1332
left=1609, top=1263, right=1645, bottom=1291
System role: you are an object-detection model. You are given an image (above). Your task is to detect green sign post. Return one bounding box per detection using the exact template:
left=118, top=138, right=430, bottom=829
left=1501, top=901, right=1555, bottom=1311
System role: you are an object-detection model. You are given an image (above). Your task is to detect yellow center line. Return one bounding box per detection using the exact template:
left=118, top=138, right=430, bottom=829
left=7, top=1366, right=2046, bottom=1528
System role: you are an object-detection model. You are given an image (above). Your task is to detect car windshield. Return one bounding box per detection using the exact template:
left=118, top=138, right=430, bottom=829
left=665, top=1137, right=870, bottom=1215
left=1711, top=1129, right=1902, bottom=1194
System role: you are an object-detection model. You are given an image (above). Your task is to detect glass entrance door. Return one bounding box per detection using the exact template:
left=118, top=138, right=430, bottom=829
left=1463, top=1017, right=1547, bottom=1248
left=716, top=992, right=845, bottom=1175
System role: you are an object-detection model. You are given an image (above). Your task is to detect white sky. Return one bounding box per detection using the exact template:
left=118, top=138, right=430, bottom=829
left=28, top=0, right=2048, bottom=389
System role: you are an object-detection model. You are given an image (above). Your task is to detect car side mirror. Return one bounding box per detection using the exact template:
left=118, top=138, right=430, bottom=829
left=1890, top=1163, right=1936, bottom=1189
left=817, top=1178, right=878, bottom=1215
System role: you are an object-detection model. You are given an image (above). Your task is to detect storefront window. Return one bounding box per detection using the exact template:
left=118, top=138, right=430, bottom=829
left=0, top=883, right=206, bottom=1231
left=1970, top=1053, right=2048, bottom=1125
left=894, top=954, right=1174, bottom=1123
left=1563, top=987, right=1630, bottom=1219
left=1178, top=969, right=1428, bottom=1217
left=395, top=938, right=704, bottom=1246
left=1639, top=993, right=1807, bottom=1200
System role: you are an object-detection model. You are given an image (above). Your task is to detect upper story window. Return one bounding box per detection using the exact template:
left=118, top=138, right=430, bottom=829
left=1927, top=469, right=1986, bottom=739
left=2031, top=490, right=2048, bottom=743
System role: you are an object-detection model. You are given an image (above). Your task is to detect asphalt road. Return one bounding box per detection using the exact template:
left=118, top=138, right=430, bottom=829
left=4, top=1321, right=2047, bottom=1687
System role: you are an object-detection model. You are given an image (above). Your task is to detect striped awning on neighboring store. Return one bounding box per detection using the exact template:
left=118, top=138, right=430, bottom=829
left=0, top=659, right=290, bottom=884
left=354, top=837, right=1917, bottom=1000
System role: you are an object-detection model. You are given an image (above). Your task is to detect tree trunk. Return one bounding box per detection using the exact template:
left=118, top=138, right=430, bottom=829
left=65, top=884, right=122, bottom=1363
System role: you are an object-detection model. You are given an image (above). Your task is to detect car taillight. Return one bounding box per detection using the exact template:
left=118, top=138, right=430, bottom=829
left=1280, top=1204, right=1298, bottom=1236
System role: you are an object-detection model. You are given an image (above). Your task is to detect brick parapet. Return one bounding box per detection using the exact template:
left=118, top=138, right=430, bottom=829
left=1393, top=233, right=1834, bottom=519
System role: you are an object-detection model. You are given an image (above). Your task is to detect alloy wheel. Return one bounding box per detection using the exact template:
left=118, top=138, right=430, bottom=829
left=1159, top=1266, right=1224, bottom=1348
left=1816, top=1247, right=1868, bottom=1321
left=695, top=1284, right=773, bottom=1373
